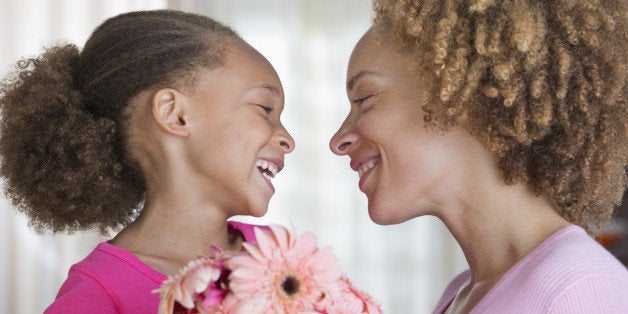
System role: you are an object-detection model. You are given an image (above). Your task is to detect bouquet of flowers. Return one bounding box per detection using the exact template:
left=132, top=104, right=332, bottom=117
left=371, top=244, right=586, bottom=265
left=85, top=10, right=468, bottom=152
left=154, top=225, right=382, bottom=313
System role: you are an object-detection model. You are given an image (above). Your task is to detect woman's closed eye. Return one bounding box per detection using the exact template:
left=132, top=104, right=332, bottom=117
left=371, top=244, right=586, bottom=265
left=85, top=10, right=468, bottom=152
left=353, top=95, right=372, bottom=105
left=352, top=94, right=376, bottom=109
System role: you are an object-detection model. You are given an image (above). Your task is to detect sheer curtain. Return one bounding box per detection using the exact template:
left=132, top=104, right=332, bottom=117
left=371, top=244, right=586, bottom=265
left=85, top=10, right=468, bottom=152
left=0, top=1, right=467, bottom=313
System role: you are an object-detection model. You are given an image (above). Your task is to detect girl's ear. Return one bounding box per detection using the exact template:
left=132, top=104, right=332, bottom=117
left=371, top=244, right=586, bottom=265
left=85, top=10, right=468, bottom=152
left=151, top=88, right=190, bottom=138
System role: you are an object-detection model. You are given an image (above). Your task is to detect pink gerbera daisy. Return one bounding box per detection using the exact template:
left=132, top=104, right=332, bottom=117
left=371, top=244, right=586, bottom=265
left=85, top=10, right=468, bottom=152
left=225, top=225, right=343, bottom=313
left=336, top=276, right=383, bottom=314
left=154, top=247, right=227, bottom=314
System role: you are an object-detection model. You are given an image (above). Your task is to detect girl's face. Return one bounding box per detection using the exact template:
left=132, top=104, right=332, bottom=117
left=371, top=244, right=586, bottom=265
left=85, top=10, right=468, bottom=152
left=184, top=44, right=294, bottom=217
left=329, top=29, right=483, bottom=225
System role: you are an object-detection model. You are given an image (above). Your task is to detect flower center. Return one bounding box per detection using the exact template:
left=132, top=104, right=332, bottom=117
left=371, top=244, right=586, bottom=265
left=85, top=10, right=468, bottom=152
left=280, top=275, right=300, bottom=297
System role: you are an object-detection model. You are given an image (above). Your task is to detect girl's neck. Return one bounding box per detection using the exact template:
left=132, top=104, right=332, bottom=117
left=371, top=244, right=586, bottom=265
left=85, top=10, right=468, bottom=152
left=110, top=175, right=240, bottom=275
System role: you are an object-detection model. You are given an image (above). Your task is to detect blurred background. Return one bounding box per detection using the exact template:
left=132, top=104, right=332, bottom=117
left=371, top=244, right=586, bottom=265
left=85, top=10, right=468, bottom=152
left=0, top=1, right=624, bottom=314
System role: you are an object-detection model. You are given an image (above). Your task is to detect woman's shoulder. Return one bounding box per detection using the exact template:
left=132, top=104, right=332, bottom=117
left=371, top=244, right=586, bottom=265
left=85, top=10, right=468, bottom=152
left=479, top=225, right=628, bottom=311
left=525, top=225, right=627, bottom=280
left=538, top=225, right=628, bottom=311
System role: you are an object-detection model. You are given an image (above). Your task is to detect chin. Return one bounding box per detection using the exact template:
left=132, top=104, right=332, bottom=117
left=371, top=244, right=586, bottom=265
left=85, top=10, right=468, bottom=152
left=248, top=204, right=269, bottom=217
left=367, top=203, right=406, bottom=225
left=231, top=201, right=268, bottom=217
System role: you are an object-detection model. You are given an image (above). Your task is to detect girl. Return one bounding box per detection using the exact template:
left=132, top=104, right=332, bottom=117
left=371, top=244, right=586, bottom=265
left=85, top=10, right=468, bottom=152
left=0, top=10, right=294, bottom=313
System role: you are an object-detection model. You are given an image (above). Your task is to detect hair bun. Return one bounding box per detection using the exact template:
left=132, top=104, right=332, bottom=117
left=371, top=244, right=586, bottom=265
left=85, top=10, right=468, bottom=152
left=0, top=44, right=142, bottom=233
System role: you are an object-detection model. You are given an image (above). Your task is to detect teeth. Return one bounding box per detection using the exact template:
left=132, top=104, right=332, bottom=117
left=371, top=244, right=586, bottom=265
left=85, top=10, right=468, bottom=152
left=256, top=159, right=278, bottom=178
left=268, top=163, right=277, bottom=177
left=357, top=160, right=376, bottom=178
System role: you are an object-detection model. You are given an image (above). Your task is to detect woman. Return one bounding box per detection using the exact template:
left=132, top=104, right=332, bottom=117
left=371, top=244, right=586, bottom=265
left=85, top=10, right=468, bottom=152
left=330, top=0, right=627, bottom=312
left=0, top=10, right=294, bottom=312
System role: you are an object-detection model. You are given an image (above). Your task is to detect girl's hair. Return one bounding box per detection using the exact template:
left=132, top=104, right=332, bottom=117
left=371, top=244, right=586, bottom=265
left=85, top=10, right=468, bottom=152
left=0, top=10, right=241, bottom=234
left=373, top=0, right=627, bottom=228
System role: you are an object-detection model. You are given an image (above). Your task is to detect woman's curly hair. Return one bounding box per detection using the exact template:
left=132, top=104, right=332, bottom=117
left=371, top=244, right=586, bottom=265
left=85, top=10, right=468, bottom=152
left=373, top=0, right=627, bottom=228
left=0, top=10, right=240, bottom=234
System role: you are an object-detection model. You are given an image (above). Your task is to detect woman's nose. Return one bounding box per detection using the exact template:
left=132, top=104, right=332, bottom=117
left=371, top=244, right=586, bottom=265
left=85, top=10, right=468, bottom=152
left=329, top=119, right=358, bottom=156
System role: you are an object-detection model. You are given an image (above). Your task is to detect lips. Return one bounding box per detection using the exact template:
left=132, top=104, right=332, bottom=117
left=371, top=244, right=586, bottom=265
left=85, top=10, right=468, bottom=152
left=350, top=156, right=380, bottom=191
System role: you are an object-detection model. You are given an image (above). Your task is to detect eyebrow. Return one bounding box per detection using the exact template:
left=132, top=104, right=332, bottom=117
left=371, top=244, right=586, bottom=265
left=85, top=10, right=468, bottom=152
left=346, top=70, right=382, bottom=91
left=255, top=84, right=280, bottom=95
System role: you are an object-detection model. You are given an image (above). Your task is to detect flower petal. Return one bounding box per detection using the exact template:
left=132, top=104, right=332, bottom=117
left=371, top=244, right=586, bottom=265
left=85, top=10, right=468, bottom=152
left=240, top=243, right=268, bottom=265
left=295, top=232, right=318, bottom=256
left=253, top=227, right=276, bottom=260
left=172, top=283, right=195, bottom=309
left=308, top=246, right=340, bottom=278
left=229, top=266, right=267, bottom=282
left=156, top=288, right=175, bottom=314
left=269, top=224, right=290, bottom=252
left=231, top=297, right=272, bottom=314
left=202, top=288, right=227, bottom=306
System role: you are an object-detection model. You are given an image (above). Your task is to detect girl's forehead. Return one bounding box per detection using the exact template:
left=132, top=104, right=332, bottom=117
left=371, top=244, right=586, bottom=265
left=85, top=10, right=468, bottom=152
left=229, top=48, right=283, bottom=88
left=224, top=45, right=273, bottom=73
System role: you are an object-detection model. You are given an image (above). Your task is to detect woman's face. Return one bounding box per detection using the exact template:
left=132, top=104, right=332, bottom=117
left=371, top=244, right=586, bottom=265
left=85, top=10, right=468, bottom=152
left=330, top=29, right=479, bottom=225
left=184, top=44, right=294, bottom=217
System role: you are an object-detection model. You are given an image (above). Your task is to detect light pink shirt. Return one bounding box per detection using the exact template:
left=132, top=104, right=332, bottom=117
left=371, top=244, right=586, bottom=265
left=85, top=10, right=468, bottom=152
left=433, top=225, right=628, bottom=313
left=44, top=221, right=264, bottom=313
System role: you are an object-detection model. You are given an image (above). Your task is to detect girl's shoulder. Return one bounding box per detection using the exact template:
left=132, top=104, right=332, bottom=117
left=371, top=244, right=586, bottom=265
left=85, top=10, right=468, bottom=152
left=46, top=242, right=165, bottom=313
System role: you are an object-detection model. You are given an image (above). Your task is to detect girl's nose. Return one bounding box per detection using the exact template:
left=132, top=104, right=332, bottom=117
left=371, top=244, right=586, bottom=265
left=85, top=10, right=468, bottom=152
left=276, top=125, right=295, bottom=153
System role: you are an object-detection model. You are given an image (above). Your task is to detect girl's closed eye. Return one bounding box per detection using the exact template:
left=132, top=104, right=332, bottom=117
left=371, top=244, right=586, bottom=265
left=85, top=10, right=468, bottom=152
left=257, top=104, right=273, bottom=114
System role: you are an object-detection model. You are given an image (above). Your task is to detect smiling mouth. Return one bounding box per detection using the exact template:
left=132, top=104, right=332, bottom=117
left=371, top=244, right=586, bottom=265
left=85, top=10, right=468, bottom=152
left=256, top=159, right=278, bottom=181
left=357, top=159, right=378, bottom=178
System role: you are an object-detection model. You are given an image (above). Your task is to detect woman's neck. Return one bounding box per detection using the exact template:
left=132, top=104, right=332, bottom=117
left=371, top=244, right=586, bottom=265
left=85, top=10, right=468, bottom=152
left=438, top=182, right=570, bottom=312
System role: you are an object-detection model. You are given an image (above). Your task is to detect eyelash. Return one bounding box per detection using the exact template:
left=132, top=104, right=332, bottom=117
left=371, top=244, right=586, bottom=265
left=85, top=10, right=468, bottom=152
left=258, top=105, right=273, bottom=114
left=354, top=95, right=373, bottom=106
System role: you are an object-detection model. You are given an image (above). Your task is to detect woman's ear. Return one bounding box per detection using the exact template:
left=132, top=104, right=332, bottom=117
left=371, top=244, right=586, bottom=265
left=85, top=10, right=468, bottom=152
left=151, top=88, right=190, bottom=138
